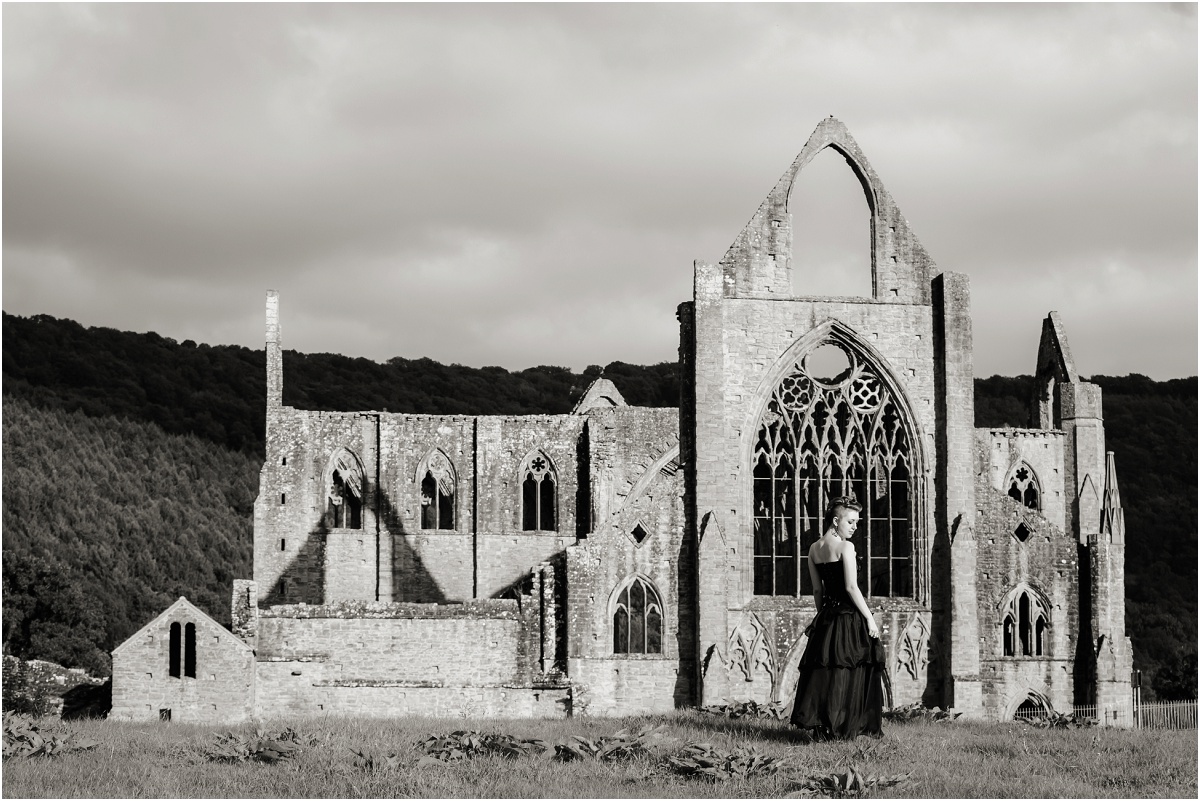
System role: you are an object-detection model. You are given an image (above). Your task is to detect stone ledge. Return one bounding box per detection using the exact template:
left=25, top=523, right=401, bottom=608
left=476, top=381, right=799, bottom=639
left=259, top=655, right=328, bottom=663
left=261, top=599, right=523, bottom=620
left=980, top=428, right=1066, bottom=437
left=311, top=679, right=571, bottom=690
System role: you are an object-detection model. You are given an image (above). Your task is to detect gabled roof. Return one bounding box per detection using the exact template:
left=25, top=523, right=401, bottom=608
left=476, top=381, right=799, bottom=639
left=1035, top=311, right=1079, bottom=383
left=572, top=377, right=627, bottom=414
left=111, top=596, right=253, bottom=657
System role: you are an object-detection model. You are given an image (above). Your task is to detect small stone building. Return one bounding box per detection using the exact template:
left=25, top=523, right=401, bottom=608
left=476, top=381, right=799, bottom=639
left=112, top=118, right=1132, bottom=725
left=111, top=597, right=254, bottom=723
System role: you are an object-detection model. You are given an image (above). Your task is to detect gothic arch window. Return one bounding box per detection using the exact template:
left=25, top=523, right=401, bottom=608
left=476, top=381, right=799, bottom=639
left=1007, top=463, right=1041, bottom=511
left=520, top=451, right=557, bottom=532
left=999, top=586, right=1050, bottom=657
left=612, top=575, right=663, bottom=655
left=419, top=450, right=456, bottom=530
left=325, top=449, right=364, bottom=530
left=753, top=339, right=915, bottom=598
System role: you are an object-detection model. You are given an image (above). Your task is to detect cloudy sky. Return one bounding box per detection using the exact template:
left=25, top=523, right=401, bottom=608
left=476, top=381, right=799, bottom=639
left=4, top=3, right=1196, bottom=379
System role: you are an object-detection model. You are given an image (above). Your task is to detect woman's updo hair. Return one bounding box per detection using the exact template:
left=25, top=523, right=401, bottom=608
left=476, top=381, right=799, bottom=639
left=823, top=496, right=863, bottom=532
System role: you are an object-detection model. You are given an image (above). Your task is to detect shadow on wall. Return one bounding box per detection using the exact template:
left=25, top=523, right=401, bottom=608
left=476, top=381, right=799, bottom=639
left=927, top=517, right=951, bottom=708
left=266, top=477, right=449, bottom=605
left=1074, top=540, right=1095, bottom=706
left=673, top=512, right=697, bottom=708
left=377, top=477, right=448, bottom=603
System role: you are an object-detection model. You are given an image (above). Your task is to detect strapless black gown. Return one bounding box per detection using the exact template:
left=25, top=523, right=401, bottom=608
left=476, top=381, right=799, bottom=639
left=789, top=559, right=885, bottom=739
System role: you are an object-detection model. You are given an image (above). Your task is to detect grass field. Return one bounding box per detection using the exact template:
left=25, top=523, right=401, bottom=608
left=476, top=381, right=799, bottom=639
left=3, top=710, right=1196, bottom=798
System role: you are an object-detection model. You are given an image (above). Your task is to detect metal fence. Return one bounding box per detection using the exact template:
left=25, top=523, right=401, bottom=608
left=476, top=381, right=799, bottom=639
left=1135, top=700, right=1197, bottom=730
left=1010, top=700, right=1196, bottom=729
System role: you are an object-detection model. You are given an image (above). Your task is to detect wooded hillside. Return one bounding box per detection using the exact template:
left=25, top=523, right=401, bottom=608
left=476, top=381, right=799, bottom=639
left=2, top=312, right=1193, bottom=698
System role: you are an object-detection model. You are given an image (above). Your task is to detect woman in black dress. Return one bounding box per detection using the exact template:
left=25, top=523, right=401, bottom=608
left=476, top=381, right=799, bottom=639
left=790, top=496, right=885, bottom=739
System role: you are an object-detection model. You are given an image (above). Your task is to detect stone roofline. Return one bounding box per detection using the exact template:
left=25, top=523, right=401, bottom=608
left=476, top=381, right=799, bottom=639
left=259, top=598, right=525, bottom=620
left=978, top=427, right=1067, bottom=437
left=269, top=405, right=679, bottom=421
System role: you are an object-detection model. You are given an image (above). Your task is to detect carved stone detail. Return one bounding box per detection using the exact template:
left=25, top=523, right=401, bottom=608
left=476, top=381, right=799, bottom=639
left=896, top=613, right=930, bottom=681
left=727, top=613, right=776, bottom=684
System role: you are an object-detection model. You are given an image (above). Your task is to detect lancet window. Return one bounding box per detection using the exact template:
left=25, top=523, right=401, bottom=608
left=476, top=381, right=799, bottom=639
left=420, top=450, right=456, bottom=530
left=168, top=621, right=196, bottom=679
left=325, top=449, right=364, bottom=530
left=1007, top=464, right=1041, bottom=511
left=1000, top=586, right=1049, bottom=657
left=612, top=576, right=663, bottom=655
left=753, top=341, right=914, bottom=598
left=520, top=451, right=557, bottom=532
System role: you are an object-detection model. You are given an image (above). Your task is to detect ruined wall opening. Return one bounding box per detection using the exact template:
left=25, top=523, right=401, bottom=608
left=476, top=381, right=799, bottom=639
left=419, top=449, right=457, bottom=530
left=788, top=146, right=874, bottom=299
left=1015, top=695, right=1048, bottom=720
left=1007, top=463, right=1042, bottom=511
left=325, top=449, right=364, bottom=530
left=1000, top=586, right=1050, bottom=657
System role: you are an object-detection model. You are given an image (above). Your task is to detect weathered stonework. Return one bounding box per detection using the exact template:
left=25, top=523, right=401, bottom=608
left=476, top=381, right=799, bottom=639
left=113, top=118, right=1130, bottom=725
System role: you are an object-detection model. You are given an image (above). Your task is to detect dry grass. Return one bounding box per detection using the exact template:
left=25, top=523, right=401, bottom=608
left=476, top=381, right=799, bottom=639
left=3, top=710, right=1196, bottom=798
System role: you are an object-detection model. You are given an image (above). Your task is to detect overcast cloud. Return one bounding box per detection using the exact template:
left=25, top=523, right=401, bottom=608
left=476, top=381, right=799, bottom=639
left=4, top=3, right=1196, bottom=378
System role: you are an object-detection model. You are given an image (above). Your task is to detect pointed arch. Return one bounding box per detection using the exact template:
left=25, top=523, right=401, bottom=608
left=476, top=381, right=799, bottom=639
left=324, top=448, right=365, bottom=530
left=717, top=117, right=937, bottom=303
left=609, top=574, right=664, bottom=655
left=1004, top=687, right=1055, bottom=721
left=740, top=320, right=928, bottom=601
left=1006, top=461, right=1042, bottom=511
left=518, top=449, right=557, bottom=532
left=787, top=145, right=876, bottom=298
left=786, top=142, right=879, bottom=218
left=998, top=584, right=1051, bottom=657
left=416, top=448, right=457, bottom=531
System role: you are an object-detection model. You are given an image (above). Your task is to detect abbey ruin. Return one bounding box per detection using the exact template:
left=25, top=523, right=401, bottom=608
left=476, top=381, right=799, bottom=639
left=111, top=118, right=1133, bottom=725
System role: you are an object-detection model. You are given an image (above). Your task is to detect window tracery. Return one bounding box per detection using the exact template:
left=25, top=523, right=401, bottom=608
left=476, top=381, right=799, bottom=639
left=753, top=340, right=914, bottom=598
left=520, top=451, right=557, bottom=531
left=1007, top=464, right=1041, bottom=511
left=1000, top=586, right=1049, bottom=657
left=326, top=449, right=364, bottom=529
left=612, top=576, right=663, bottom=655
left=420, top=450, right=456, bottom=530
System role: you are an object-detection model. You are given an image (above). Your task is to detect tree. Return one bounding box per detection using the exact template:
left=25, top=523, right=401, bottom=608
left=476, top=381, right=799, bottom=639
left=2, top=551, right=110, bottom=675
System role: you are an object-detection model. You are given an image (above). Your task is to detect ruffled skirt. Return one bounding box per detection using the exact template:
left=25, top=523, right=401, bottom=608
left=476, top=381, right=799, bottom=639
left=789, top=606, right=885, bottom=740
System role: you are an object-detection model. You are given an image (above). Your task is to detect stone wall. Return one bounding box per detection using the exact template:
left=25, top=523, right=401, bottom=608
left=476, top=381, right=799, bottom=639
left=973, top=436, right=1080, bottom=718
left=566, top=406, right=692, bottom=714
left=252, top=600, right=567, bottom=719
left=257, top=409, right=587, bottom=605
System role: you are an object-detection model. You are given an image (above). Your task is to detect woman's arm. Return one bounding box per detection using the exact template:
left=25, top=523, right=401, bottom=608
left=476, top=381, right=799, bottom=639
left=840, top=541, right=880, bottom=638
left=807, top=544, right=823, bottom=610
